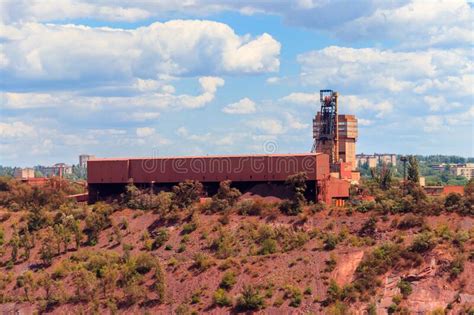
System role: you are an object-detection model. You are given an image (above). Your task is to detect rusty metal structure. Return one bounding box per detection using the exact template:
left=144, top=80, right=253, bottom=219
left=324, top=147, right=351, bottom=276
left=312, top=90, right=358, bottom=170
left=87, top=153, right=350, bottom=204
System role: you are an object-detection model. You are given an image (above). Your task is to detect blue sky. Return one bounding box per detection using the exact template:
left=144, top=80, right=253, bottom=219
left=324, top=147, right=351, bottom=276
left=0, top=0, right=473, bottom=167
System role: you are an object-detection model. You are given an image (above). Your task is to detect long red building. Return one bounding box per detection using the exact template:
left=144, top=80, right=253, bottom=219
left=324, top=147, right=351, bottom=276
left=87, top=153, right=350, bottom=204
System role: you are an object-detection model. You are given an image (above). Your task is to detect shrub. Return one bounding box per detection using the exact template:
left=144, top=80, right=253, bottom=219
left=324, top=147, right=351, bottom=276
left=259, top=238, right=277, bottom=255
left=182, top=221, right=198, bottom=235
left=236, top=285, right=265, bottom=311
left=153, top=228, right=169, bottom=249
left=172, top=180, right=203, bottom=209
left=213, top=288, right=232, bottom=307
left=449, top=255, right=465, bottom=278
left=215, top=180, right=241, bottom=206
left=284, top=285, right=303, bottom=307
left=325, top=254, right=337, bottom=272
left=236, top=199, right=261, bottom=216
left=210, top=231, right=235, bottom=259
left=134, top=253, right=156, bottom=274
left=397, top=214, right=424, bottom=230
left=84, top=202, right=113, bottom=245
left=192, top=253, right=213, bottom=272
left=326, top=280, right=342, bottom=303
left=323, top=234, right=338, bottom=251
left=353, top=242, right=402, bottom=296
left=220, top=271, right=236, bottom=290
left=359, top=217, right=377, bottom=237
left=397, top=280, right=412, bottom=298
left=445, top=193, right=462, bottom=210
left=410, top=231, right=435, bottom=253
left=279, top=199, right=302, bottom=216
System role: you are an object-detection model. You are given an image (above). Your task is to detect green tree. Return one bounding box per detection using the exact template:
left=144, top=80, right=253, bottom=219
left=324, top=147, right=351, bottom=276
left=407, top=156, right=420, bottom=184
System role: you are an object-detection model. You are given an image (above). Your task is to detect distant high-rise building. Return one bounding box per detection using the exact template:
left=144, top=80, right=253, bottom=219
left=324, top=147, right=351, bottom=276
left=450, top=163, right=474, bottom=180
left=356, top=153, right=397, bottom=168
left=79, top=154, right=95, bottom=168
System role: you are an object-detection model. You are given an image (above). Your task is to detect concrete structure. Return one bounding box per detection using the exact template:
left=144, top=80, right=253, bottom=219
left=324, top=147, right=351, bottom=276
left=14, top=168, right=35, bottom=179
left=450, top=163, right=474, bottom=180
left=38, top=163, right=73, bottom=178
left=88, top=153, right=350, bottom=204
left=356, top=153, right=397, bottom=168
left=79, top=154, right=95, bottom=168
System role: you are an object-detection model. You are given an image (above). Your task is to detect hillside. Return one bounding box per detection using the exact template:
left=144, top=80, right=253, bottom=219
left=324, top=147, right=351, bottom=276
left=0, top=177, right=473, bottom=314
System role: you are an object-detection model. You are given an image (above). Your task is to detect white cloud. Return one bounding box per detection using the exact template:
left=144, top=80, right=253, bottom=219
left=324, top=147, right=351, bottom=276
left=0, top=121, right=36, bottom=138
left=266, top=77, right=280, bottom=84
left=280, top=92, right=319, bottom=105
left=222, top=98, right=256, bottom=114
left=1, top=76, right=224, bottom=110
left=129, top=112, right=161, bottom=121
left=284, top=113, right=308, bottom=130
left=0, top=20, right=280, bottom=86
left=340, top=95, right=393, bottom=118
left=249, top=119, right=284, bottom=135
left=4, top=1, right=469, bottom=49
left=136, top=127, right=155, bottom=137
left=358, top=118, right=373, bottom=126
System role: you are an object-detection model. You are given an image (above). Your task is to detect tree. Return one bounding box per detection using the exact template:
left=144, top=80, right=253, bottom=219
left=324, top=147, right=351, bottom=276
left=40, top=227, right=56, bottom=266
left=215, top=180, right=241, bottom=206
left=286, top=172, right=307, bottom=205
left=16, top=271, right=36, bottom=301
left=172, top=180, right=203, bottom=209
left=9, top=228, right=20, bottom=263
left=407, top=156, right=420, bottom=184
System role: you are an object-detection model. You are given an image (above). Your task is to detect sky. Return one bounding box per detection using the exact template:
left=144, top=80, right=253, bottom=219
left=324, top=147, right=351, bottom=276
left=0, top=0, right=473, bottom=167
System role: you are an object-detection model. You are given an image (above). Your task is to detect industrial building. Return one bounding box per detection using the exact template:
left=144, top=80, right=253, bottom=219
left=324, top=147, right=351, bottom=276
left=79, top=154, right=95, bottom=168
left=88, top=153, right=350, bottom=204
left=88, top=89, right=358, bottom=204
left=312, top=91, right=358, bottom=170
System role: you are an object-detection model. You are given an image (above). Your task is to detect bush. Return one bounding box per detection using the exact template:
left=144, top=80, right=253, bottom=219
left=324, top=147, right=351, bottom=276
left=152, top=228, right=169, bottom=249
left=259, top=238, right=277, bottom=255
left=236, top=285, right=265, bottom=311
left=359, top=217, right=377, bottom=237
left=449, top=255, right=465, bottom=278
left=214, top=180, right=241, bottom=206
left=323, top=234, right=338, bottom=251
left=236, top=199, right=261, bottom=216
left=182, top=221, right=197, bottom=235
left=220, top=271, right=236, bottom=290
left=410, top=231, right=435, bottom=253
left=192, top=253, right=213, bottom=272
left=397, top=280, right=412, bottom=298
left=210, top=231, right=235, bottom=259
left=397, top=214, right=424, bottom=230
left=279, top=199, right=302, bottom=216
left=284, top=285, right=303, bottom=307
left=134, top=253, right=156, bottom=274
left=172, top=180, right=203, bottom=209
left=213, top=288, right=232, bottom=307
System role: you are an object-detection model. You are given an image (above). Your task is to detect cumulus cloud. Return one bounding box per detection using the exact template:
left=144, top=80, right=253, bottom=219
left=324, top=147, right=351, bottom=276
left=284, top=113, right=308, bottom=130
left=222, top=98, right=256, bottom=114
left=3, top=1, right=470, bottom=48
left=0, top=121, right=36, bottom=138
left=1, top=76, right=225, bottom=110
left=280, top=92, right=319, bottom=105
left=249, top=119, right=284, bottom=135
left=0, top=20, right=280, bottom=88
left=136, top=127, right=155, bottom=137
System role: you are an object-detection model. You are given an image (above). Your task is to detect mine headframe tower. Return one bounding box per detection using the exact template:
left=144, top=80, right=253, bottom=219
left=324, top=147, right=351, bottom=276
left=311, top=89, right=339, bottom=164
